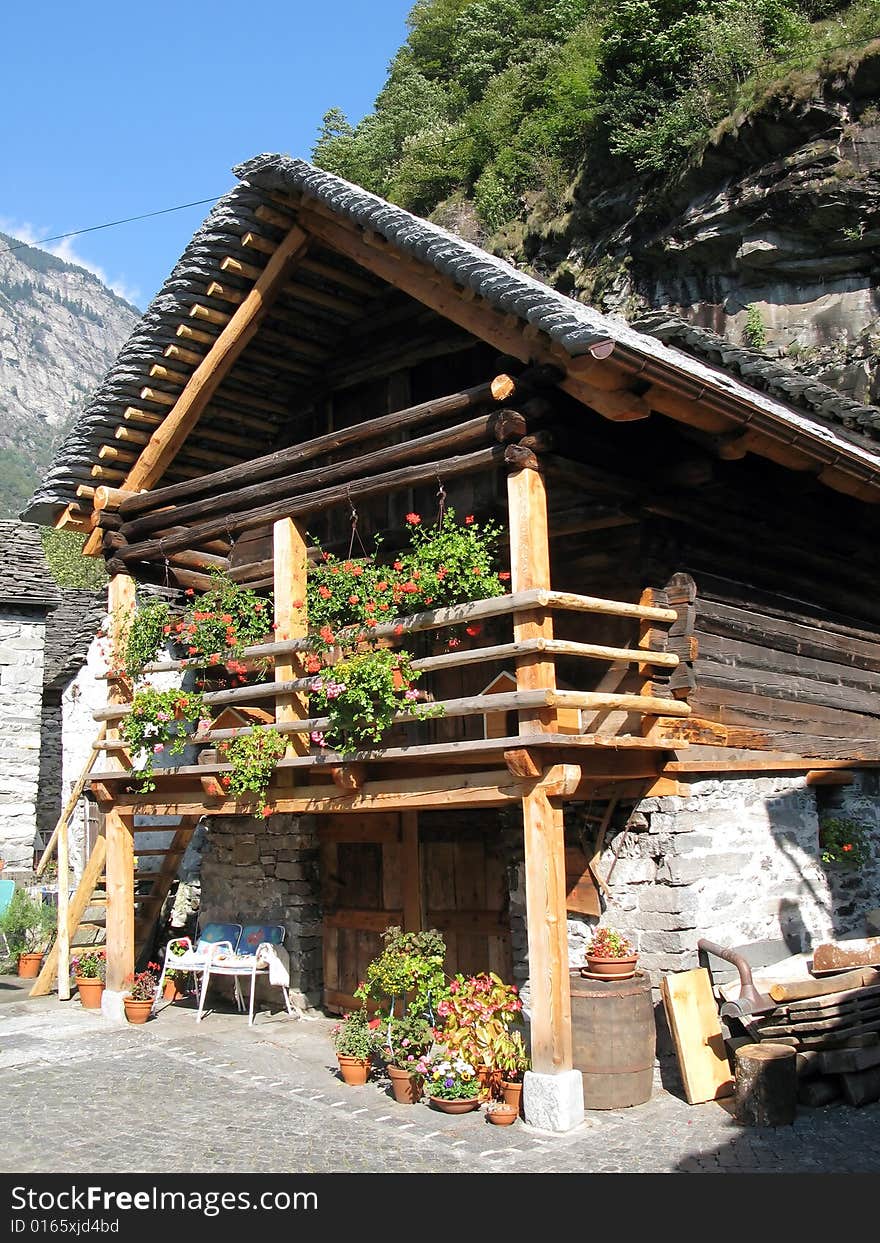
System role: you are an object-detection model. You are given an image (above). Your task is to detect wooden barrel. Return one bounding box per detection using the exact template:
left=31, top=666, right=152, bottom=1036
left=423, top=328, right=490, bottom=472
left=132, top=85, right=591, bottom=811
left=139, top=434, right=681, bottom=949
left=570, top=969, right=656, bottom=1109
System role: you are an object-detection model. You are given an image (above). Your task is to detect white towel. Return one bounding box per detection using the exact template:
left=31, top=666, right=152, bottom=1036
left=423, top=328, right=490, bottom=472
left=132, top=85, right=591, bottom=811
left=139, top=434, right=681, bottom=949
left=257, top=941, right=290, bottom=987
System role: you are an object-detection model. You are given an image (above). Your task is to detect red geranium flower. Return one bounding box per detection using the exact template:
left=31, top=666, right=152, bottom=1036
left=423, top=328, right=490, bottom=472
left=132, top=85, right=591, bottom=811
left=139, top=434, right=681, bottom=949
left=405, top=513, right=421, bottom=525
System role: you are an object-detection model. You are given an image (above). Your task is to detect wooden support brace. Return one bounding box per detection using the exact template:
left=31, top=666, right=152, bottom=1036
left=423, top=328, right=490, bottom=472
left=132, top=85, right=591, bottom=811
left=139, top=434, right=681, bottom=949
left=104, top=808, right=135, bottom=991
left=274, top=517, right=309, bottom=779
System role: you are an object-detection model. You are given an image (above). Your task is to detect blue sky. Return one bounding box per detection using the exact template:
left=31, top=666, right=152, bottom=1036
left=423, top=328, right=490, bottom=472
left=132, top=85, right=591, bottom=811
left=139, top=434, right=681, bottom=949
left=3, top=1, right=414, bottom=309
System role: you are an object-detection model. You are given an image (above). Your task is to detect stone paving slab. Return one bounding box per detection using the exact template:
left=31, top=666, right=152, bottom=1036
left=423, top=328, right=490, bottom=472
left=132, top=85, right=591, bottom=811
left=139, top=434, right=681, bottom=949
left=2, top=977, right=880, bottom=1174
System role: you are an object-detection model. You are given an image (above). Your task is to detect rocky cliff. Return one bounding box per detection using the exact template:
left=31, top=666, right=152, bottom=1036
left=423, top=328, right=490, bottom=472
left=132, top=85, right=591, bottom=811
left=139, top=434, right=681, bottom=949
left=500, top=44, right=880, bottom=408
left=0, top=234, right=139, bottom=517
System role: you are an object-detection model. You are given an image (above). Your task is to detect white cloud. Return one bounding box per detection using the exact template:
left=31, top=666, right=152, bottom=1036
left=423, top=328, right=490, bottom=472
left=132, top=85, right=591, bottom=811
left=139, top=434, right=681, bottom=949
left=0, top=217, right=142, bottom=307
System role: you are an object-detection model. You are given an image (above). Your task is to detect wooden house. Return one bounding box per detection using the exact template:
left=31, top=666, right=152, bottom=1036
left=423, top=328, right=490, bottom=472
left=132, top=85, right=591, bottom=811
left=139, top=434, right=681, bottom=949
left=24, top=155, right=880, bottom=1126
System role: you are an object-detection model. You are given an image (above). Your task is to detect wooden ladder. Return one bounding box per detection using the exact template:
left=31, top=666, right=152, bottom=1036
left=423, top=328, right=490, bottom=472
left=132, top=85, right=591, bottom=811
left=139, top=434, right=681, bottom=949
left=29, top=816, right=199, bottom=997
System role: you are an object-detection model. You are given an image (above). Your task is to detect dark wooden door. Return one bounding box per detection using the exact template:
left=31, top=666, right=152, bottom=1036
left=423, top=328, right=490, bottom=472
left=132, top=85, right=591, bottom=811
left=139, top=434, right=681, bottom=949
left=319, top=811, right=512, bottom=1011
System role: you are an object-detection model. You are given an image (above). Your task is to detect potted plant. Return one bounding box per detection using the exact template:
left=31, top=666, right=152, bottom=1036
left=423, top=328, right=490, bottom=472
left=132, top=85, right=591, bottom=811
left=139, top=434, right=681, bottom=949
left=331, top=1007, right=377, bottom=1085
left=819, top=816, right=870, bottom=870
left=417, top=1050, right=482, bottom=1113
left=119, top=687, right=206, bottom=792
left=375, top=1012, right=434, bottom=1104
left=71, top=947, right=106, bottom=1008
left=122, top=962, right=161, bottom=1024
left=0, top=888, right=56, bottom=977
left=486, top=1100, right=518, bottom=1127
left=309, top=646, right=440, bottom=755
left=219, top=726, right=289, bottom=816
left=353, top=926, right=448, bottom=1103
left=583, top=926, right=638, bottom=979
left=436, top=971, right=524, bottom=1100
left=496, top=1028, right=530, bottom=1112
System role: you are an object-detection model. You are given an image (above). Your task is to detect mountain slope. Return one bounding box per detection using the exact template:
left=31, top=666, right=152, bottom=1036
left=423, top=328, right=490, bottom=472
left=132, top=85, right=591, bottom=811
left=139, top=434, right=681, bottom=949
left=0, top=233, right=139, bottom=517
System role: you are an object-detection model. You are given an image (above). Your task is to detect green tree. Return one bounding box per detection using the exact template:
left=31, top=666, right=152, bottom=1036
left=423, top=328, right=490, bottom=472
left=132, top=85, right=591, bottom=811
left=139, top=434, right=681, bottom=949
left=40, top=527, right=108, bottom=590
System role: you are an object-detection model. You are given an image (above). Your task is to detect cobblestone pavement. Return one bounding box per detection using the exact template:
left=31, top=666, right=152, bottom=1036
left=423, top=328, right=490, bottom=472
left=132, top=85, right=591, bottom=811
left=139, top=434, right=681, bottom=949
left=3, top=977, right=879, bottom=1176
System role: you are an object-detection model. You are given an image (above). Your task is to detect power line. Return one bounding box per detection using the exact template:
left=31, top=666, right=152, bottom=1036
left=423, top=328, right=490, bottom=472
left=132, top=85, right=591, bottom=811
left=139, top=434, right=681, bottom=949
left=0, top=196, right=223, bottom=256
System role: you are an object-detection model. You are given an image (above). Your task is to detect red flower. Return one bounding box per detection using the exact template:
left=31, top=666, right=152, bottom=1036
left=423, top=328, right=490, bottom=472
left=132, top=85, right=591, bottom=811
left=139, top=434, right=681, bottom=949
left=261, top=805, right=273, bottom=818
left=498, top=571, right=511, bottom=582
left=393, top=561, right=404, bottom=572
left=842, top=843, right=854, bottom=852
left=318, top=586, right=332, bottom=599
left=348, top=594, right=359, bottom=605
left=185, top=588, right=194, bottom=597
left=465, top=514, right=475, bottom=525
left=405, top=513, right=421, bottom=525
left=465, top=623, right=482, bottom=637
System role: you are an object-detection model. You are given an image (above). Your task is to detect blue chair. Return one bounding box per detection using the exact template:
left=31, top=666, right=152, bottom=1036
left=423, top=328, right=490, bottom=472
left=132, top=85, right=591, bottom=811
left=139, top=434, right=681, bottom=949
left=195, top=922, right=293, bottom=1025
left=153, top=921, right=241, bottom=1010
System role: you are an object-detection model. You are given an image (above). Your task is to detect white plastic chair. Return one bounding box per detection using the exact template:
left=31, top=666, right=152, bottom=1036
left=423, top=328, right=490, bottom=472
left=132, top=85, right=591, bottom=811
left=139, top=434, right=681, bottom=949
left=195, top=923, right=295, bottom=1025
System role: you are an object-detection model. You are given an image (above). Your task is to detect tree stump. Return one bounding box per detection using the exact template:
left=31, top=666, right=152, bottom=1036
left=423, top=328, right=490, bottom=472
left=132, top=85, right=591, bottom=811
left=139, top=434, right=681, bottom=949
left=734, top=1043, right=797, bottom=1127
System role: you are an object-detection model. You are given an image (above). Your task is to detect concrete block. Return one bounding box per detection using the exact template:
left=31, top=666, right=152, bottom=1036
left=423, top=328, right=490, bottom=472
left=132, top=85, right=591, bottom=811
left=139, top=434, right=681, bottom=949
left=523, top=1069, right=584, bottom=1132
left=101, top=990, right=127, bottom=1025
left=655, top=857, right=707, bottom=885
left=637, top=887, right=698, bottom=915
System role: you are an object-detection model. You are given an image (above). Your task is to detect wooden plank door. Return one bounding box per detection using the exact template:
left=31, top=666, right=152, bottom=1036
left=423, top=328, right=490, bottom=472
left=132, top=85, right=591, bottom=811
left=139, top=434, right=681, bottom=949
left=320, top=813, right=405, bottom=1012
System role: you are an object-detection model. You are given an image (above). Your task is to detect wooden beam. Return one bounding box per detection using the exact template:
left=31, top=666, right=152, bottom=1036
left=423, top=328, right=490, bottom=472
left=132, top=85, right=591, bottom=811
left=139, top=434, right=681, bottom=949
left=104, top=808, right=135, bottom=991
left=121, top=224, right=309, bottom=492
left=28, top=835, right=107, bottom=998
left=293, top=206, right=645, bottom=424
left=117, top=377, right=513, bottom=520
left=401, top=811, right=422, bottom=933
left=118, top=408, right=517, bottom=541
left=522, top=784, right=572, bottom=1074
left=107, top=574, right=135, bottom=772
left=274, top=517, right=309, bottom=774
left=508, top=462, right=556, bottom=734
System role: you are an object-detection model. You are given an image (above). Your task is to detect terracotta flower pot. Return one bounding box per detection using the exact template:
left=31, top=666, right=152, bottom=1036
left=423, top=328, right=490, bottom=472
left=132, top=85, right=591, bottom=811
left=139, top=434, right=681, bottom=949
left=75, top=976, right=105, bottom=1009
left=387, top=1065, right=423, bottom=1104
left=501, top=1079, right=523, bottom=1113
left=123, top=996, right=154, bottom=1025
left=582, top=953, right=638, bottom=980
left=428, top=1095, right=480, bottom=1114
left=337, top=1054, right=371, bottom=1086
left=163, top=978, right=187, bottom=1002
left=477, top=1066, right=503, bottom=1101
left=487, top=1105, right=518, bottom=1126
left=17, top=952, right=43, bottom=979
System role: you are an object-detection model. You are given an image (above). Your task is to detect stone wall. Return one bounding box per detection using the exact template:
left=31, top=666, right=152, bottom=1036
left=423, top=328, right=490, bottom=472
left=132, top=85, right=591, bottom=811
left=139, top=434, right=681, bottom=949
left=197, top=813, right=323, bottom=1010
left=508, top=773, right=880, bottom=1031
left=0, top=609, right=48, bottom=874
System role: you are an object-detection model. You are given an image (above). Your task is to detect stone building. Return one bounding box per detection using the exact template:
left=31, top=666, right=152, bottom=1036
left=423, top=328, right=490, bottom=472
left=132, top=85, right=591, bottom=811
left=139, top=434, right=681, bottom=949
left=22, top=155, right=880, bottom=1127
left=0, top=521, right=60, bottom=876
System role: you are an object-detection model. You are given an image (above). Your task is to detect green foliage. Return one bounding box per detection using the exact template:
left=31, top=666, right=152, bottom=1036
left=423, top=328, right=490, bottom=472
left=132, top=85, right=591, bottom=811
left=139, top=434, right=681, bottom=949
left=119, top=687, right=206, bottom=792
left=355, top=925, right=449, bottom=1020
left=312, top=0, right=875, bottom=232
left=71, top=947, right=106, bottom=981
left=40, top=528, right=108, bottom=590
left=120, top=597, right=171, bottom=682
left=331, top=1006, right=376, bottom=1059
left=744, top=303, right=768, bottom=349
left=221, top=728, right=289, bottom=813
left=399, top=507, right=507, bottom=608
left=819, top=815, right=871, bottom=868
left=585, top=926, right=636, bottom=958
left=0, top=888, right=57, bottom=960
left=310, top=647, right=441, bottom=755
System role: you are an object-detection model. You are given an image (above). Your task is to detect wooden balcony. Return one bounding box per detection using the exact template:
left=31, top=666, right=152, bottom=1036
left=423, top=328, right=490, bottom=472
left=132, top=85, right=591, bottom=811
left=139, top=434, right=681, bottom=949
left=87, top=582, right=690, bottom=816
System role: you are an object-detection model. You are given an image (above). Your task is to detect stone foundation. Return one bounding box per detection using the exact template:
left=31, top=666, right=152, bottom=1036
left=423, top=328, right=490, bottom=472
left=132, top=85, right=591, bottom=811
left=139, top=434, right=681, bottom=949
left=197, top=813, right=323, bottom=1010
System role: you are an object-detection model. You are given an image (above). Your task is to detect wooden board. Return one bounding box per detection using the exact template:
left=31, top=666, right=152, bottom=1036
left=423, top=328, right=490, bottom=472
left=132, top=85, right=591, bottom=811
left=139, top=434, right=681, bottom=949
left=661, top=968, right=734, bottom=1103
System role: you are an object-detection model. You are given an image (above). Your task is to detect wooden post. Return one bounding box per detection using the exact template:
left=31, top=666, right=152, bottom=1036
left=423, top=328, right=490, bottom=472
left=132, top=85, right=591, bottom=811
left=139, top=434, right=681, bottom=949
left=105, top=809, right=135, bottom=992
left=507, top=461, right=571, bottom=1074
left=273, top=518, right=309, bottom=781
left=107, top=574, right=136, bottom=772
left=401, top=811, right=422, bottom=932
left=506, top=465, right=556, bottom=734
left=56, top=809, right=70, bottom=1000
left=522, top=785, right=572, bottom=1074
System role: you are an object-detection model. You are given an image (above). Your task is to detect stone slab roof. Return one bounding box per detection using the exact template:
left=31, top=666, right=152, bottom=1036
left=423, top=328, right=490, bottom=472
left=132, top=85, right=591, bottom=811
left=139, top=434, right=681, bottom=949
left=0, top=521, right=61, bottom=609
left=42, top=590, right=106, bottom=692
left=23, top=154, right=880, bottom=525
